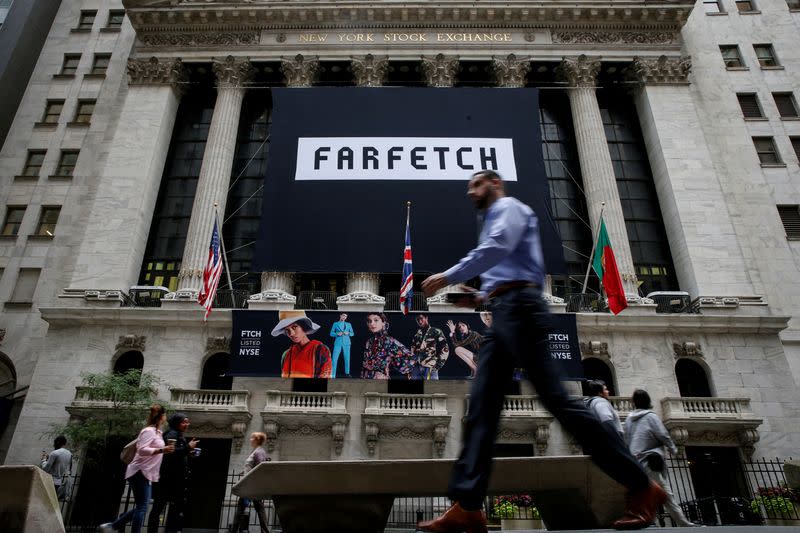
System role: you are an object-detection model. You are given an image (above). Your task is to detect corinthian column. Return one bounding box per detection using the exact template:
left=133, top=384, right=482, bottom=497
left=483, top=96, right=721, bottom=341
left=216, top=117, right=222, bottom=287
left=280, top=54, right=320, bottom=87
left=67, top=57, right=187, bottom=302
left=351, top=54, right=389, bottom=87
left=556, top=55, right=641, bottom=302
left=169, top=56, right=254, bottom=300
left=421, top=54, right=460, bottom=87
left=492, top=54, right=531, bottom=88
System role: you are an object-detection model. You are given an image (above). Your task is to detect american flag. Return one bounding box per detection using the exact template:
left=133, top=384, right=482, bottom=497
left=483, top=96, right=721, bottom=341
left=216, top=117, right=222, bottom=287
left=400, top=211, right=413, bottom=315
left=198, top=219, right=223, bottom=320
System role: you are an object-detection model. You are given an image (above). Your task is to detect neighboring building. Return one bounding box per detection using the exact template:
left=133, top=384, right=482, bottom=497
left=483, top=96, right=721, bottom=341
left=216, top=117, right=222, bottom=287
left=1, top=0, right=799, bottom=529
left=0, top=0, right=63, bottom=148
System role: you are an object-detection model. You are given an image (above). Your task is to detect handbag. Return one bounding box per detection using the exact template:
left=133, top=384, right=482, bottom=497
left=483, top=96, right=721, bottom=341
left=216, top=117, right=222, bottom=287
left=120, top=438, right=138, bottom=464
left=644, top=452, right=665, bottom=473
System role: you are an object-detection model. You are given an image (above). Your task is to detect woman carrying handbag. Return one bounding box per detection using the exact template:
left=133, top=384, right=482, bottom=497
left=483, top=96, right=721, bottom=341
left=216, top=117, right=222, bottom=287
left=98, top=404, right=175, bottom=533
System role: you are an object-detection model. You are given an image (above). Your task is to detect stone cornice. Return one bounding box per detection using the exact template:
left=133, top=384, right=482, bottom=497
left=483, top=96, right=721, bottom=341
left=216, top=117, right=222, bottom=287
left=212, top=55, right=256, bottom=88
left=123, top=1, right=695, bottom=33
left=38, top=306, right=791, bottom=334
left=351, top=54, right=390, bottom=87
left=127, top=56, right=189, bottom=88
left=626, top=54, right=691, bottom=85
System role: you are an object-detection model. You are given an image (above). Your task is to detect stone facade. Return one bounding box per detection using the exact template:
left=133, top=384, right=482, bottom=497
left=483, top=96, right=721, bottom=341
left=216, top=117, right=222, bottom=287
left=0, top=0, right=799, bottom=500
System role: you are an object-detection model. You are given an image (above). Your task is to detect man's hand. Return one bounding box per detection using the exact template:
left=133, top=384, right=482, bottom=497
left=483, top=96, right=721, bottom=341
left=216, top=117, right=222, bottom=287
left=421, top=273, right=449, bottom=297
left=188, top=438, right=200, bottom=449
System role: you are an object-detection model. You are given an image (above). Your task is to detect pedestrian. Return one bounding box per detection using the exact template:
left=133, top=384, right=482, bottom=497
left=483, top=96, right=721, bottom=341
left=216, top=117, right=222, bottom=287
left=419, top=170, right=665, bottom=533
left=585, top=379, right=624, bottom=439
left=41, top=435, right=72, bottom=501
left=147, top=413, right=199, bottom=533
left=98, top=404, right=175, bottom=533
left=230, top=432, right=270, bottom=533
left=625, top=389, right=697, bottom=527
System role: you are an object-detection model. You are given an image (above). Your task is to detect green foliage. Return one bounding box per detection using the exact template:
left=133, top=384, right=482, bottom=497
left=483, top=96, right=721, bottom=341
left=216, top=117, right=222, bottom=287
left=49, top=370, right=163, bottom=466
left=492, top=501, right=519, bottom=519
left=750, top=485, right=798, bottom=517
left=491, top=495, right=541, bottom=520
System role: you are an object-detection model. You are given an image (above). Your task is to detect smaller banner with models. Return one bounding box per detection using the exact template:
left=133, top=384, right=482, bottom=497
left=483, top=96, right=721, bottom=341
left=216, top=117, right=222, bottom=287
left=229, top=310, right=582, bottom=380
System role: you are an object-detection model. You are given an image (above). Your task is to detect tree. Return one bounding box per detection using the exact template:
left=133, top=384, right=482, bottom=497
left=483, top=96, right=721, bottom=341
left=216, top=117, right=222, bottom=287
left=52, top=369, right=163, bottom=467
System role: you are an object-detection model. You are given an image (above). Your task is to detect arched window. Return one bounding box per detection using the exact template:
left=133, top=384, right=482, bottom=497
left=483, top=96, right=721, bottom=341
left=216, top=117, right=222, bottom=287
left=201, top=352, right=232, bottom=390
left=0, top=353, right=15, bottom=397
left=675, top=358, right=712, bottom=397
left=113, top=351, right=143, bottom=375
left=581, top=358, right=616, bottom=396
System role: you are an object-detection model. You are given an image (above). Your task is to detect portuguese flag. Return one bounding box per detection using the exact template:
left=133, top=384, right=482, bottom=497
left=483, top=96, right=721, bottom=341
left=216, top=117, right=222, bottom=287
left=592, top=218, right=627, bottom=315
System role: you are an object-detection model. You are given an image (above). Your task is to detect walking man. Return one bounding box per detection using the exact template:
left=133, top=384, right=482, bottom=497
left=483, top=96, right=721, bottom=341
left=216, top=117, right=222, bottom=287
left=41, top=435, right=72, bottom=501
left=419, top=170, right=665, bottom=532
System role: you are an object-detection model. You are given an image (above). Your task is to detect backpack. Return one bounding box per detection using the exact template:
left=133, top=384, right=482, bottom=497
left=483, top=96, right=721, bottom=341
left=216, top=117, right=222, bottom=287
left=120, top=438, right=137, bottom=464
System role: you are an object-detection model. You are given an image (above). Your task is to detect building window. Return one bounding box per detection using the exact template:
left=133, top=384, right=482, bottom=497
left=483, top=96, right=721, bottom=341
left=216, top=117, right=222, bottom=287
left=54, top=150, right=79, bottom=177
left=2, top=207, right=25, bottom=236
left=719, top=45, right=744, bottom=68
left=703, top=0, right=724, bottom=13
left=140, top=86, right=216, bottom=291
left=773, top=92, right=799, bottom=118
left=752, top=136, right=782, bottom=165
left=789, top=0, right=800, bottom=10
left=581, top=358, right=616, bottom=396
left=9, top=268, right=40, bottom=304
left=753, top=44, right=779, bottom=67
left=35, top=207, right=60, bottom=237
left=76, top=10, right=96, bottom=31
left=21, top=150, right=46, bottom=177
left=201, top=353, right=233, bottom=390
left=735, top=0, right=757, bottom=12
left=106, top=9, right=124, bottom=29
left=60, top=54, right=80, bottom=76
left=90, top=54, right=111, bottom=75
left=73, top=100, right=95, bottom=124
left=778, top=205, right=800, bottom=239
left=791, top=137, right=800, bottom=160
left=113, top=351, right=144, bottom=375
left=736, top=93, right=763, bottom=119
left=41, top=100, right=64, bottom=124
left=675, top=359, right=713, bottom=397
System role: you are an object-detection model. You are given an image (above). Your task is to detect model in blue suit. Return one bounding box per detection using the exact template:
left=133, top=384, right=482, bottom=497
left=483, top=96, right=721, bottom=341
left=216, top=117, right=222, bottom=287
left=330, top=313, right=354, bottom=378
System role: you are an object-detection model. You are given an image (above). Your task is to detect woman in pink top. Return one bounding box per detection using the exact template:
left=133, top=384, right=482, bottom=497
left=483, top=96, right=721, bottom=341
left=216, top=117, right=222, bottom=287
left=98, top=404, right=175, bottom=533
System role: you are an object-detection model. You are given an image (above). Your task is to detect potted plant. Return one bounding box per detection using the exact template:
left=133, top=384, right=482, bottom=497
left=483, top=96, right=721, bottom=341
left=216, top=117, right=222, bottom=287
left=493, top=495, right=545, bottom=530
left=750, top=485, right=798, bottom=526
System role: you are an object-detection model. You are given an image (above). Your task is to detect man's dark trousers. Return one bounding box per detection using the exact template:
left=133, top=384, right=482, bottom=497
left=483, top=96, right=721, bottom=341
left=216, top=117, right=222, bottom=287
left=447, top=287, right=650, bottom=509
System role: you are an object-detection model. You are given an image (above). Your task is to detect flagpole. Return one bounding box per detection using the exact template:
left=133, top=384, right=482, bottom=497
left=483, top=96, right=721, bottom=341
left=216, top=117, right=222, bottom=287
left=214, top=203, right=234, bottom=291
left=581, top=202, right=606, bottom=294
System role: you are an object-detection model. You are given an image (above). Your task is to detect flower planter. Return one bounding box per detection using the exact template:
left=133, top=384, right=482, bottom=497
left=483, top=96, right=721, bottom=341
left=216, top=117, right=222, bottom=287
left=500, top=518, right=545, bottom=530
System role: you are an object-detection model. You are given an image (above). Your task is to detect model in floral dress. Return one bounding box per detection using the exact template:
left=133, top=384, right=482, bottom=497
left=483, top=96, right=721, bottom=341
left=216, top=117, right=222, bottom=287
left=361, top=312, right=415, bottom=379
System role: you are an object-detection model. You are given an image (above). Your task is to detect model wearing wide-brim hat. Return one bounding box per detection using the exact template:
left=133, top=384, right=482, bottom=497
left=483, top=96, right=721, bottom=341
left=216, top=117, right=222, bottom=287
left=270, top=310, right=321, bottom=337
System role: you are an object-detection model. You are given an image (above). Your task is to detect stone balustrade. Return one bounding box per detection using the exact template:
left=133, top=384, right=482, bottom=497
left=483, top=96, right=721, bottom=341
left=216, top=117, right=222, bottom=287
left=261, top=390, right=350, bottom=455
left=362, top=392, right=451, bottom=457
left=170, top=388, right=250, bottom=410
left=465, top=394, right=554, bottom=455
left=609, top=396, right=634, bottom=418
left=364, top=392, right=447, bottom=415
left=660, top=396, right=762, bottom=458
left=169, top=388, right=252, bottom=450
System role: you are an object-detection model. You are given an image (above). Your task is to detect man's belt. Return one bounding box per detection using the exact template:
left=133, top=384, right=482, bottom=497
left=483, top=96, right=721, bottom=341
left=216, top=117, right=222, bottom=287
left=487, top=281, right=541, bottom=300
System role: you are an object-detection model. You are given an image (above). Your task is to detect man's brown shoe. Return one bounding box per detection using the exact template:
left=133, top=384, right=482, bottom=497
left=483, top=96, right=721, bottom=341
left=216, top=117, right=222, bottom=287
left=417, top=502, right=488, bottom=533
left=613, top=481, right=667, bottom=530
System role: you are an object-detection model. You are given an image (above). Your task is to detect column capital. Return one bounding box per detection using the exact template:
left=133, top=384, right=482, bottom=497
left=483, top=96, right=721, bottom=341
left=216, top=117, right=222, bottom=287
left=351, top=54, right=389, bottom=87
left=421, top=53, right=460, bottom=88
left=627, top=55, right=692, bottom=86
left=212, top=55, right=256, bottom=89
left=556, top=55, right=601, bottom=88
left=127, top=56, right=188, bottom=90
left=492, top=54, right=531, bottom=88
left=280, top=54, right=320, bottom=87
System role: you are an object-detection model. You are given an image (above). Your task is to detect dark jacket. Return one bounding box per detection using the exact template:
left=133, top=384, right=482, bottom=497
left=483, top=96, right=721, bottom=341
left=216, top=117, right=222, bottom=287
left=158, top=413, right=191, bottom=492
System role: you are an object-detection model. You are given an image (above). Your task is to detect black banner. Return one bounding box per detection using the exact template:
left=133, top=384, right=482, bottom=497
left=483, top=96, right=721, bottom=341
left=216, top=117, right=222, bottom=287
left=253, top=87, right=565, bottom=275
left=229, top=310, right=582, bottom=380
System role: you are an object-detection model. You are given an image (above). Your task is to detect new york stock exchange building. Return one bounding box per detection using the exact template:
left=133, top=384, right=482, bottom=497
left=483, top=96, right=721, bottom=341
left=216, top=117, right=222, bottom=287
left=1, top=0, right=800, bottom=530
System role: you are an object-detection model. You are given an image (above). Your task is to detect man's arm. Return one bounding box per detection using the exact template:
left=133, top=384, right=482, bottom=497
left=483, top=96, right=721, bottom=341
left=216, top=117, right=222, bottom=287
left=442, top=201, right=529, bottom=285
left=651, top=414, right=678, bottom=455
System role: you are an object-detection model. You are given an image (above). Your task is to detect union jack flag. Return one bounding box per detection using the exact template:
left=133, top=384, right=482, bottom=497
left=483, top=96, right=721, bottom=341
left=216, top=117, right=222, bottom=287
left=198, top=219, right=223, bottom=321
left=400, top=214, right=413, bottom=315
